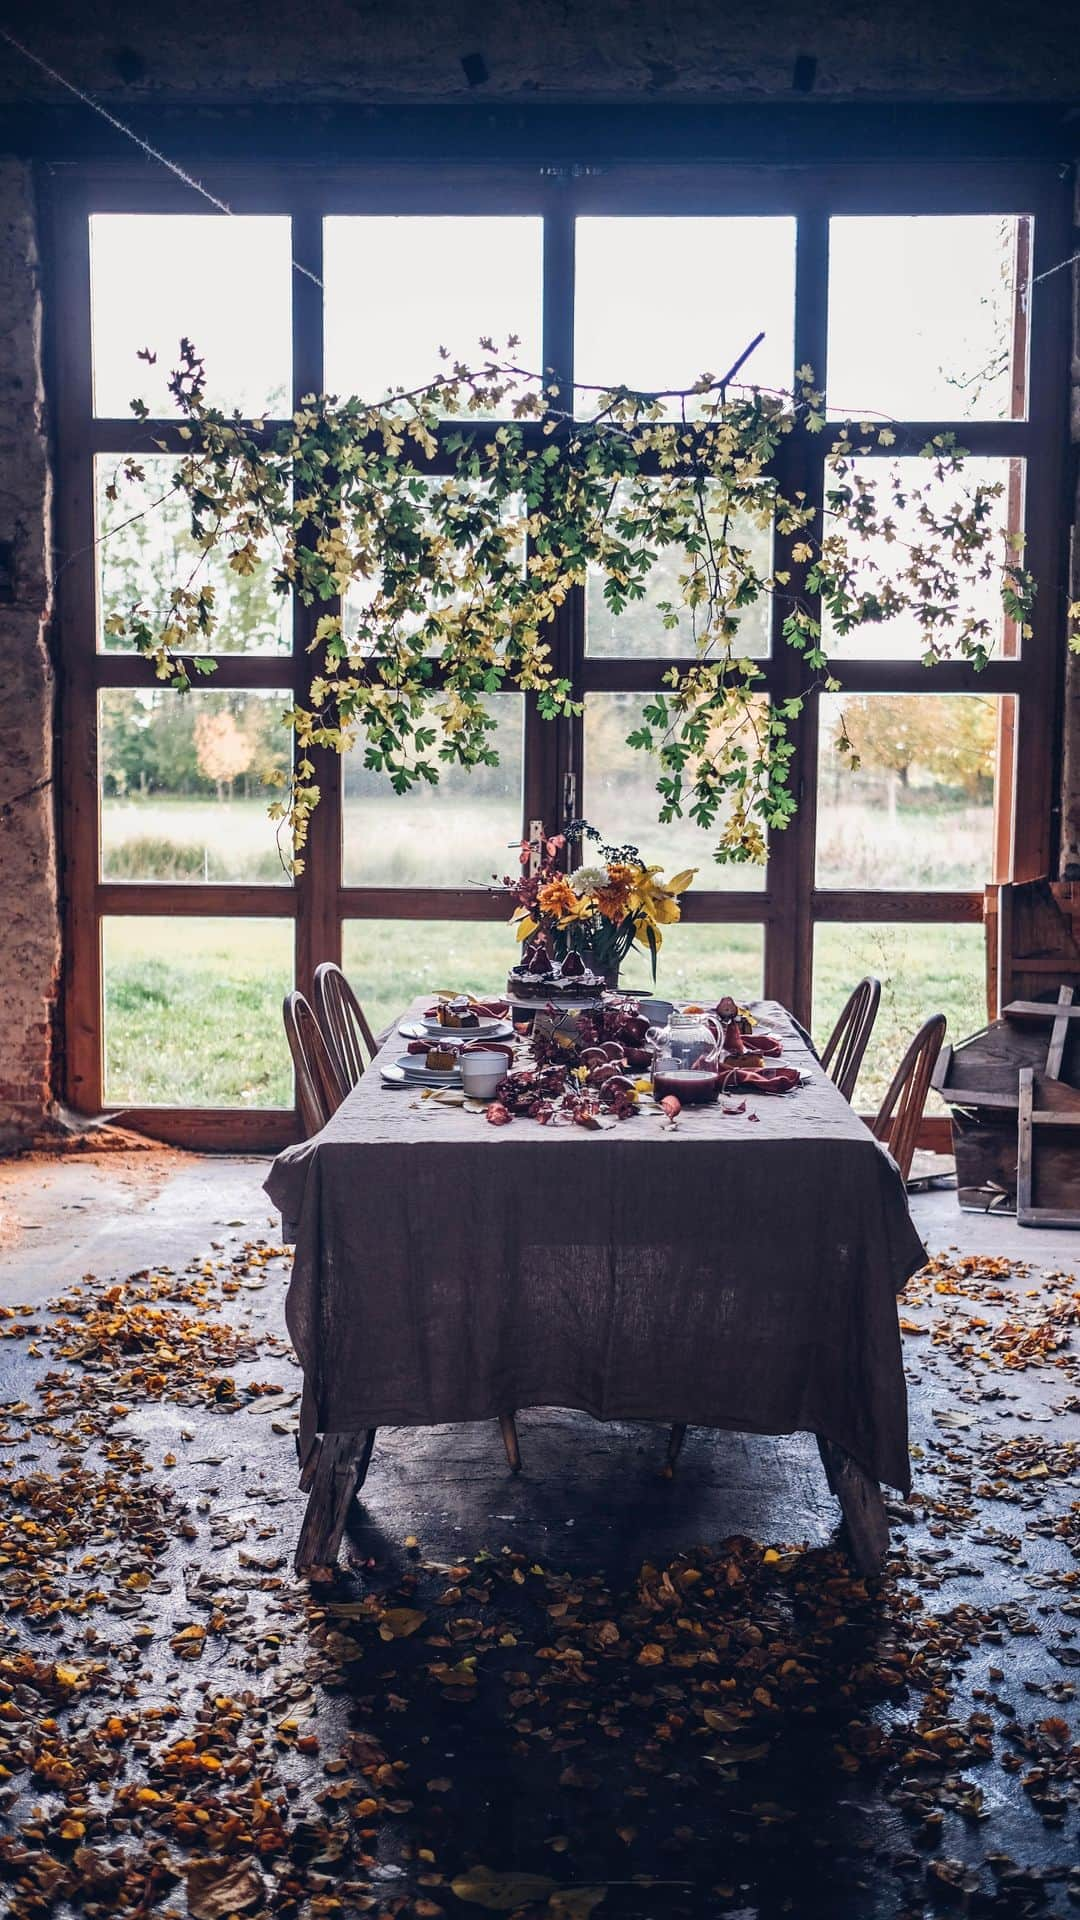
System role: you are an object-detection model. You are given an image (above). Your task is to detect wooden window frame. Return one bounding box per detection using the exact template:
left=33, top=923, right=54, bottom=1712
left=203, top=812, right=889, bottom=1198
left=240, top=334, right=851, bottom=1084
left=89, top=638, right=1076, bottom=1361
left=44, top=159, right=1071, bottom=1150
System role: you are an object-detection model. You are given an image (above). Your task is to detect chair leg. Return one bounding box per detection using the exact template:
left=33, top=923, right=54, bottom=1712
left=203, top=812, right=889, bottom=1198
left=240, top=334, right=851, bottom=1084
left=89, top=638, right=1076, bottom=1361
left=499, top=1411, right=522, bottom=1473
left=664, top=1423, right=688, bottom=1477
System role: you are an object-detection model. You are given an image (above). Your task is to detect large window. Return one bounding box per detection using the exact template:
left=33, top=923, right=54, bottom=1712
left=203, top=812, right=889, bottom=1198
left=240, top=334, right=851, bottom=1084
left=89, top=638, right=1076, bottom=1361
left=50, top=164, right=1069, bottom=1146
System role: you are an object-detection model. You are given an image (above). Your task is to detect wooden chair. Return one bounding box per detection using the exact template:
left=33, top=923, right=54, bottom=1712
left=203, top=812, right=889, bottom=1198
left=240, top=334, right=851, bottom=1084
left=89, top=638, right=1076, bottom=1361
left=282, top=990, right=347, bottom=1139
left=870, top=1012, right=947, bottom=1183
left=314, top=961, right=378, bottom=1091
left=821, top=976, right=881, bottom=1104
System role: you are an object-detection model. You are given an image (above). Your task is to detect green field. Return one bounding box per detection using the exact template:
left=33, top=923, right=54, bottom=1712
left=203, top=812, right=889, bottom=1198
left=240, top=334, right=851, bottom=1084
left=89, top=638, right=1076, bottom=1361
left=103, top=913, right=986, bottom=1114
left=103, top=918, right=295, bottom=1108
left=101, top=778, right=994, bottom=896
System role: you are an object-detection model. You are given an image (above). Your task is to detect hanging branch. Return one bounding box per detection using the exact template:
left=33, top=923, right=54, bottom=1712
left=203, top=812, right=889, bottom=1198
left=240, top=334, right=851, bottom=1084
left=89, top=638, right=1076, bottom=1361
left=103, top=336, right=1034, bottom=872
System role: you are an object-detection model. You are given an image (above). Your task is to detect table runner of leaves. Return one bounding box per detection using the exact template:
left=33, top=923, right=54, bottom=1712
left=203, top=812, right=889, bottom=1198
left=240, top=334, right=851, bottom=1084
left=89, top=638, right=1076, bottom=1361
left=0, top=1244, right=1076, bottom=1920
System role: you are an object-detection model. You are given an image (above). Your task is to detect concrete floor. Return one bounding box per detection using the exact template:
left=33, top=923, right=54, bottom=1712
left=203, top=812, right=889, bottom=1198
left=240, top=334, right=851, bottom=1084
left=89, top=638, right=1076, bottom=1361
left=0, top=1149, right=1076, bottom=1919
left=0, top=1147, right=275, bottom=1303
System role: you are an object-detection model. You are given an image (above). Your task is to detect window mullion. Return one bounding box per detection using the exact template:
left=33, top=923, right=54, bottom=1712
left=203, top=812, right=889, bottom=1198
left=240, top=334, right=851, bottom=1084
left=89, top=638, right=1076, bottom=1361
left=526, top=189, right=580, bottom=846
left=764, top=204, right=829, bottom=1025
left=289, top=203, right=340, bottom=999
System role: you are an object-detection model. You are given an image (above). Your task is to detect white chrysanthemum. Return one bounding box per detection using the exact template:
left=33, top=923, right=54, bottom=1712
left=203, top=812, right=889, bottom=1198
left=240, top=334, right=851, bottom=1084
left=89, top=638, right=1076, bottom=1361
left=568, top=863, right=610, bottom=895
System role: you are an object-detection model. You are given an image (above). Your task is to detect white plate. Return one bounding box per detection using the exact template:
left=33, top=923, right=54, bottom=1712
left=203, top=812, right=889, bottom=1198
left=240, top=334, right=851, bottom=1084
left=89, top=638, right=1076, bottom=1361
left=394, top=1053, right=462, bottom=1083
left=381, top=1060, right=463, bottom=1089
left=400, top=1017, right=513, bottom=1043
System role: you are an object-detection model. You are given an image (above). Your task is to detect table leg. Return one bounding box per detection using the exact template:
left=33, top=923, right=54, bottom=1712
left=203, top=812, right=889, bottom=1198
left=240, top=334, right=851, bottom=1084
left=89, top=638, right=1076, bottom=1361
left=816, top=1435, right=889, bottom=1578
left=664, top=1423, right=688, bottom=1477
left=294, top=1430, right=377, bottom=1573
left=499, top=1412, right=522, bottom=1473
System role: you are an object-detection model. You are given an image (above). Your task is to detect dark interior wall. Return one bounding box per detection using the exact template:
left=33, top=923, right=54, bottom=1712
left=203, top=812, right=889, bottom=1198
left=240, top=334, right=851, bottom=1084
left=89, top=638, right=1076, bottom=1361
left=2, top=0, right=1080, bottom=105
left=0, top=2, right=1078, bottom=1140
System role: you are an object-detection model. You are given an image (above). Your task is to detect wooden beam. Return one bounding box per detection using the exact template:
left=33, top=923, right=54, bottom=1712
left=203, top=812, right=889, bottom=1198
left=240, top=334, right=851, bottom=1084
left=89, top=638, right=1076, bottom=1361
left=95, top=653, right=293, bottom=689
left=1045, top=986, right=1075, bottom=1080
left=1016, top=1068, right=1035, bottom=1221
left=98, top=1106, right=298, bottom=1152
left=1004, top=998, right=1080, bottom=1021
left=97, top=883, right=296, bottom=918
left=813, top=890, right=984, bottom=923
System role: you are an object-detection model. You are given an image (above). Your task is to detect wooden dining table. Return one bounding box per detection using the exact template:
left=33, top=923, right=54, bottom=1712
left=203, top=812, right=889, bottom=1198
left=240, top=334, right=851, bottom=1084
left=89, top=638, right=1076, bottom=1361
left=265, top=997, right=927, bottom=1574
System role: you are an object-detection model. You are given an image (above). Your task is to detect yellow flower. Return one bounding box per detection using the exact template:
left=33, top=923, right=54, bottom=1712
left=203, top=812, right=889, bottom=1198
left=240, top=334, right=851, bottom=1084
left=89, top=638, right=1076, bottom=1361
left=628, top=866, right=696, bottom=951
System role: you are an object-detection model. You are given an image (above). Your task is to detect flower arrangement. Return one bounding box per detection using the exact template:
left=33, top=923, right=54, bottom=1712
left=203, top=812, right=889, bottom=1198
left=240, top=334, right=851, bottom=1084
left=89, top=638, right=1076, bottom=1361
left=502, top=822, right=695, bottom=982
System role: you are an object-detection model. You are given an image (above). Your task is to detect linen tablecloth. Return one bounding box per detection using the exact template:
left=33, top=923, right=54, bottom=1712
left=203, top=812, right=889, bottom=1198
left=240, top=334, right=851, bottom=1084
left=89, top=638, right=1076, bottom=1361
left=265, top=1000, right=925, bottom=1493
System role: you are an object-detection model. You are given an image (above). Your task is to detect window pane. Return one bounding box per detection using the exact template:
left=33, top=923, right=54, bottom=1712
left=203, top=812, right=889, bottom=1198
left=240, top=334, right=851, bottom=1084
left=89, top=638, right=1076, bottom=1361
left=342, top=695, right=523, bottom=887
left=585, top=483, right=772, bottom=659
left=813, top=921, right=986, bottom=1114
left=96, top=456, right=291, bottom=655
left=618, top=922, right=764, bottom=1003
left=100, top=690, right=292, bottom=883
left=90, top=215, right=291, bottom=418
left=583, top=692, right=768, bottom=890
left=324, top=217, right=543, bottom=409
left=342, top=918, right=764, bottom=1031
left=103, top=917, right=293, bottom=1106
left=824, top=457, right=1024, bottom=660
left=574, top=218, right=796, bottom=416
left=828, top=216, right=1030, bottom=422
left=342, top=920, right=513, bottom=1037
left=343, top=484, right=525, bottom=658
left=816, top=692, right=1002, bottom=889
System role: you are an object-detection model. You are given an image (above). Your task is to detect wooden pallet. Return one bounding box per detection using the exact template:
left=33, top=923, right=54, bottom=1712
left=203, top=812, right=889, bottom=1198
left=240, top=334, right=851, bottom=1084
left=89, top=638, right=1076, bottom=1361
left=1016, top=1067, right=1080, bottom=1228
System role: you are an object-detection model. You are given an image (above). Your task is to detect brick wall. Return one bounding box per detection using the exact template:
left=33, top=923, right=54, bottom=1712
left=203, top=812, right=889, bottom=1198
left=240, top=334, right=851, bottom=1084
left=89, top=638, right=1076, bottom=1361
left=0, top=159, right=58, bottom=1146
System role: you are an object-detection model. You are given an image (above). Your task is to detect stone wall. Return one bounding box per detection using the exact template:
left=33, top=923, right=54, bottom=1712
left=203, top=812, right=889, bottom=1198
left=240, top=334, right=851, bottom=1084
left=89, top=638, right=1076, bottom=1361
left=0, top=159, right=57, bottom=1145
left=1, top=1, right=1080, bottom=104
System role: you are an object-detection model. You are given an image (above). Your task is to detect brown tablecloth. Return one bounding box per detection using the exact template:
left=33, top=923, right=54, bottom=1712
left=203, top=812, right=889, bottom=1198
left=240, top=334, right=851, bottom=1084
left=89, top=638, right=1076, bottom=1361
left=265, top=1000, right=925, bottom=1493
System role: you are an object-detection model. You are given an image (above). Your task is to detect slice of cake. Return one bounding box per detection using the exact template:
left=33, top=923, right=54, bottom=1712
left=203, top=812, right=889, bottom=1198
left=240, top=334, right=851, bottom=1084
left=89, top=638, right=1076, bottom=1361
left=437, top=996, right=480, bottom=1029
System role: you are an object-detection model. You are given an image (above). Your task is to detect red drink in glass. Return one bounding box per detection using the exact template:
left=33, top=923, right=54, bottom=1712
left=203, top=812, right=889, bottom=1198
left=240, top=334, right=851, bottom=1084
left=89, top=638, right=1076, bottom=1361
left=652, top=1066, right=719, bottom=1105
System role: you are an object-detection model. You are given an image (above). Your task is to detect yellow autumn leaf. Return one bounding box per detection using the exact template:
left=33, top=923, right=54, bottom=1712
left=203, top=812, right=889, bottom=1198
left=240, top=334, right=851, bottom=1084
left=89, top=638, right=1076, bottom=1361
left=378, top=1607, right=427, bottom=1640
left=549, top=1890, right=607, bottom=1920
left=450, top=1867, right=558, bottom=1910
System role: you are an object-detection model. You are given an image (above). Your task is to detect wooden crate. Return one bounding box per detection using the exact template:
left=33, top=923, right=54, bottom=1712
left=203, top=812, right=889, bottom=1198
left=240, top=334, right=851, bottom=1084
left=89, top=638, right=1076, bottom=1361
left=933, top=988, right=1080, bottom=1214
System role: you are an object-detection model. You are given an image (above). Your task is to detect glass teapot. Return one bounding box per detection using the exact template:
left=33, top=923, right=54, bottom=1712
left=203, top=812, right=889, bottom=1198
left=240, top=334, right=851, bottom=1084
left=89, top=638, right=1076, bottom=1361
left=646, top=1008, right=720, bottom=1105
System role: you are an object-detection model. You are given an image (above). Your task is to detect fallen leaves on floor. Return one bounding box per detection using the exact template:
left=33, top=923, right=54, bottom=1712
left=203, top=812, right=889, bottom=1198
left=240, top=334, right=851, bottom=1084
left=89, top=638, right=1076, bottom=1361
left=0, top=1244, right=1076, bottom=1918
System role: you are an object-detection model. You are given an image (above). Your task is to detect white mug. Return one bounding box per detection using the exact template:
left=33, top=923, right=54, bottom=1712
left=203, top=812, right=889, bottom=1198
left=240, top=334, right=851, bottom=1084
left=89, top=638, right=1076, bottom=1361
left=460, top=1048, right=509, bottom=1100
